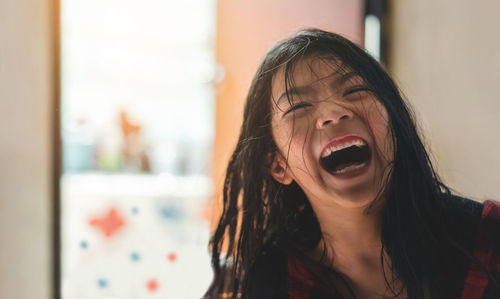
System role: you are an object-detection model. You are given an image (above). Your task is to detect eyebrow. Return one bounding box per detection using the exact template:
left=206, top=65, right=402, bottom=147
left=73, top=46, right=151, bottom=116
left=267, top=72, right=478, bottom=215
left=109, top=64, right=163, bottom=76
left=275, top=85, right=313, bottom=107
left=275, top=72, right=360, bottom=107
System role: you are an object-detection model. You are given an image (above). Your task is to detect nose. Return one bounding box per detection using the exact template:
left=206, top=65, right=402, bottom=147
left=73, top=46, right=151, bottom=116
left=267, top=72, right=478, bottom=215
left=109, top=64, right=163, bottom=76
left=316, top=103, right=353, bottom=129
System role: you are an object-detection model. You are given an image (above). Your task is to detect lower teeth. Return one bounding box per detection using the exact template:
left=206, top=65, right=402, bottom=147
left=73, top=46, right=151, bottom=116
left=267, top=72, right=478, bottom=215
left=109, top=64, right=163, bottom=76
left=333, top=162, right=366, bottom=174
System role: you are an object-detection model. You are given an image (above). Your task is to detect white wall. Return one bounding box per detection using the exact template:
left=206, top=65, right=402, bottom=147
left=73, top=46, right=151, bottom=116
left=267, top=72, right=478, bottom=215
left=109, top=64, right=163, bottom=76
left=0, top=0, right=54, bottom=298
left=390, top=0, right=500, bottom=201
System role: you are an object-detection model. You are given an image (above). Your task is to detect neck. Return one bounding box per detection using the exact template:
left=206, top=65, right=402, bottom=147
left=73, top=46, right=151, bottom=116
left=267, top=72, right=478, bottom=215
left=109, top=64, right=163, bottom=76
left=306, top=195, right=412, bottom=298
left=309, top=197, right=385, bottom=265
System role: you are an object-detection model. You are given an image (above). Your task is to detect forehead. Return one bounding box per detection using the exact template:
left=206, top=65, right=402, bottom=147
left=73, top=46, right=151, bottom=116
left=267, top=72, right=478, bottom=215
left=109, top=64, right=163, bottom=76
left=272, top=56, right=343, bottom=87
left=271, top=56, right=361, bottom=105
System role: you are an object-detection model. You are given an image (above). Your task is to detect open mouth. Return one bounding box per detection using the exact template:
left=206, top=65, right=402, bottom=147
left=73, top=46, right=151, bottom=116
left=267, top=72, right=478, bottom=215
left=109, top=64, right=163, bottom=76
left=320, top=138, right=371, bottom=175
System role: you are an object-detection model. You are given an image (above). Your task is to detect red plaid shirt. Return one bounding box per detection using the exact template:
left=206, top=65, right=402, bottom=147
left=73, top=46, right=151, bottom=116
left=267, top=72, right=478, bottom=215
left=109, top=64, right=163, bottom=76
left=459, top=200, right=500, bottom=299
left=287, top=200, right=500, bottom=299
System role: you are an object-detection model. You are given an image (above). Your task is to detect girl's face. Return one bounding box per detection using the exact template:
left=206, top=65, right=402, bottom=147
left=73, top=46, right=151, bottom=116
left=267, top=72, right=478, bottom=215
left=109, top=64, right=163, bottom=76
left=269, top=57, right=393, bottom=208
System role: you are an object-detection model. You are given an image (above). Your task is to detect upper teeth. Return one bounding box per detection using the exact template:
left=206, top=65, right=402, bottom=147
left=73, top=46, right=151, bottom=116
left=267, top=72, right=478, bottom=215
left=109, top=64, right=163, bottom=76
left=321, top=139, right=366, bottom=158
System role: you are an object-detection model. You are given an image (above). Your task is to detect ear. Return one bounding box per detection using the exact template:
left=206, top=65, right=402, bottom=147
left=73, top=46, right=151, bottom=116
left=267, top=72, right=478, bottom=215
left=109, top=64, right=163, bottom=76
left=269, top=152, right=294, bottom=185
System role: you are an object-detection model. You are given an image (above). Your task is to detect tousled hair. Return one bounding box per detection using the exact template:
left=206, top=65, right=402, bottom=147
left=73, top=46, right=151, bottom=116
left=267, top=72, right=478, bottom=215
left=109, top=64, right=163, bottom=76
left=204, top=29, right=496, bottom=299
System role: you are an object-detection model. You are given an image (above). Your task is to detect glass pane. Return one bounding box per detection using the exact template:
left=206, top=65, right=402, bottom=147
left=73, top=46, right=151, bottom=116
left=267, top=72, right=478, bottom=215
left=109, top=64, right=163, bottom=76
left=60, top=0, right=215, bottom=297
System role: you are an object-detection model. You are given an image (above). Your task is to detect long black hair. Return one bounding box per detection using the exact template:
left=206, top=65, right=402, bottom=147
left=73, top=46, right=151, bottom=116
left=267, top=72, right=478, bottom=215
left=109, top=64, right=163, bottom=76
left=204, top=29, right=494, bottom=299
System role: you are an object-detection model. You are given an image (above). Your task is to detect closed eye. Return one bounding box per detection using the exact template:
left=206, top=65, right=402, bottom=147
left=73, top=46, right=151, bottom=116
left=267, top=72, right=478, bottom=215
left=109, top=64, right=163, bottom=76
left=284, top=102, right=312, bottom=115
left=343, top=87, right=370, bottom=97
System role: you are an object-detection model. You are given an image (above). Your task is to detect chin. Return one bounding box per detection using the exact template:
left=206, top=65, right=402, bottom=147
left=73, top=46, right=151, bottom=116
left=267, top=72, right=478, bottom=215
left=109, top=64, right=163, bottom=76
left=327, top=165, right=387, bottom=209
left=332, top=187, right=380, bottom=209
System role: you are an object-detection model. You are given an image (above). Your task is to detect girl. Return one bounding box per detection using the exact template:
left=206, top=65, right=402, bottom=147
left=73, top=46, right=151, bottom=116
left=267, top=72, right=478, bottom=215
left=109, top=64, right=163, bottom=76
left=204, top=29, right=500, bottom=299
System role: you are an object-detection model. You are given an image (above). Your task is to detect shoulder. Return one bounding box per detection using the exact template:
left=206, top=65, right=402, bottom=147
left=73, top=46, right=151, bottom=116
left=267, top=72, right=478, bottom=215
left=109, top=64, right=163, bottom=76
left=442, top=194, right=484, bottom=237
left=473, top=199, right=500, bottom=252
left=460, top=200, right=500, bottom=298
left=442, top=195, right=500, bottom=238
left=442, top=194, right=484, bottom=218
left=247, top=240, right=289, bottom=299
left=482, top=200, right=500, bottom=221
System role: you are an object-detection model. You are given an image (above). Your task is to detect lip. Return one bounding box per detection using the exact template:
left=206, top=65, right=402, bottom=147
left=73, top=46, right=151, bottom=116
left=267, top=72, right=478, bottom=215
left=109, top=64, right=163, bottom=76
left=319, top=134, right=368, bottom=159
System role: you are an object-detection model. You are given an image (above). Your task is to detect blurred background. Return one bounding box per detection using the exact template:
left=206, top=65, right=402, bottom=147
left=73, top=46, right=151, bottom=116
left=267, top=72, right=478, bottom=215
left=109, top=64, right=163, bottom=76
left=1, top=0, right=499, bottom=298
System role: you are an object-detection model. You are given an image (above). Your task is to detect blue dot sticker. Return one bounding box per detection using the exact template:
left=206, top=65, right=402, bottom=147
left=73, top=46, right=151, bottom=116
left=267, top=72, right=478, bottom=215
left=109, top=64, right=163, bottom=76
left=130, top=252, right=140, bottom=262
left=160, top=205, right=183, bottom=221
left=97, top=278, right=108, bottom=288
left=131, top=206, right=139, bottom=215
left=80, top=241, right=88, bottom=249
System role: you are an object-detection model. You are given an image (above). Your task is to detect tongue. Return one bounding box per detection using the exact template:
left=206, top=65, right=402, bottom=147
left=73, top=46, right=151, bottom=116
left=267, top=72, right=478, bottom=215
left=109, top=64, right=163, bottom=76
left=330, top=161, right=369, bottom=175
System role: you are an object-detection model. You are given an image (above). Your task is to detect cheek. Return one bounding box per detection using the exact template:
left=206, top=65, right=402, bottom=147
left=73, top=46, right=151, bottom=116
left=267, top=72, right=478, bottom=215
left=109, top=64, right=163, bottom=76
left=365, top=102, right=393, bottom=162
left=272, top=117, right=312, bottom=149
left=271, top=122, right=293, bottom=152
left=271, top=120, right=314, bottom=168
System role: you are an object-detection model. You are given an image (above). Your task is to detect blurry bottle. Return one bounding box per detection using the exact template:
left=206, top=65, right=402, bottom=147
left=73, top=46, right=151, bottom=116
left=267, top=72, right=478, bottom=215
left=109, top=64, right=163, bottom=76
left=62, top=118, right=96, bottom=173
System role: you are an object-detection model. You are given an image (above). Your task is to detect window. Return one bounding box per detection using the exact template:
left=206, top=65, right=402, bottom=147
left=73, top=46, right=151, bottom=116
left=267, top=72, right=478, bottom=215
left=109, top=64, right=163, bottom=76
left=60, top=0, right=215, bottom=297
